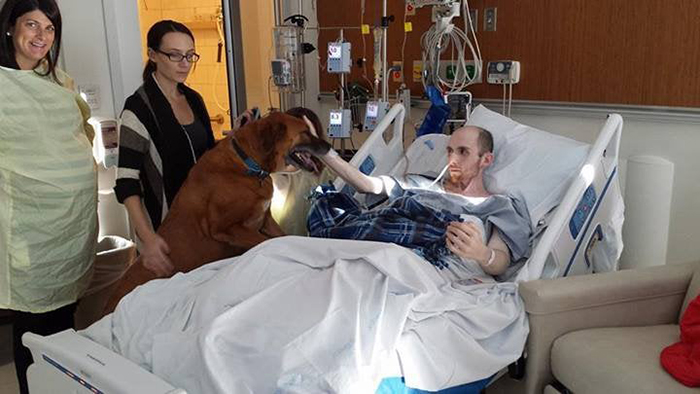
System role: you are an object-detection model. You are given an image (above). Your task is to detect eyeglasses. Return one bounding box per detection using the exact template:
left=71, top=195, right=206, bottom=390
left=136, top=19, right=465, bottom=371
left=156, top=49, right=200, bottom=63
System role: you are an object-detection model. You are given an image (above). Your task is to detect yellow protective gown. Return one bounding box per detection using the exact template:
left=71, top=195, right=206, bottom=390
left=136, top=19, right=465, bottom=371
left=0, top=66, right=97, bottom=313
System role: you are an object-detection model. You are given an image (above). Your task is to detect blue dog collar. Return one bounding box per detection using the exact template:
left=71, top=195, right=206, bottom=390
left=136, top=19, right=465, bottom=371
left=231, top=138, right=269, bottom=180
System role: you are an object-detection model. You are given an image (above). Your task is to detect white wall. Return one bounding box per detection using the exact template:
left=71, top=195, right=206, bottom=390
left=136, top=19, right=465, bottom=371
left=58, top=0, right=142, bottom=119
left=58, top=0, right=142, bottom=239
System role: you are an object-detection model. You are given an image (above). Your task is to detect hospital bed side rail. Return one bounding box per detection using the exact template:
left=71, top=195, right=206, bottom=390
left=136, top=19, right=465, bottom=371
left=517, top=114, right=623, bottom=282
left=23, top=329, right=186, bottom=394
left=333, top=103, right=406, bottom=195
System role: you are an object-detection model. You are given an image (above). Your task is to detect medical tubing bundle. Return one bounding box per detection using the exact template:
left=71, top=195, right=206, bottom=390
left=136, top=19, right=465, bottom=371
left=420, top=0, right=482, bottom=93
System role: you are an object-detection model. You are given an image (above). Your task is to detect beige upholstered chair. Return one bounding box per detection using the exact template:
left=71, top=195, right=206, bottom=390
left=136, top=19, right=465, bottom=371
left=518, top=260, right=700, bottom=394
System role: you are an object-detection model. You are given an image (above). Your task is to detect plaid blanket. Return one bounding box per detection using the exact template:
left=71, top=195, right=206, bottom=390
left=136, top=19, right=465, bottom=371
left=307, top=188, right=459, bottom=269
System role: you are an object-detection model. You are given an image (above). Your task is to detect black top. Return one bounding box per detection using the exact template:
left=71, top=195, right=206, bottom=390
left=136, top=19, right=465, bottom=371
left=114, top=75, right=216, bottom=230
left=182, top=118, right=209, bottom=159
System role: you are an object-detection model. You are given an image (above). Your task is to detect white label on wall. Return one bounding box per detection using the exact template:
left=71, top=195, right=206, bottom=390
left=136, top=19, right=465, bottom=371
left=79, top=84, right=101, bottom=110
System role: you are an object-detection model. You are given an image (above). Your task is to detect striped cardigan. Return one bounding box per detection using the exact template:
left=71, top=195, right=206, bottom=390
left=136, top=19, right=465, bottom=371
left=114, top=75, right=215, bottom=230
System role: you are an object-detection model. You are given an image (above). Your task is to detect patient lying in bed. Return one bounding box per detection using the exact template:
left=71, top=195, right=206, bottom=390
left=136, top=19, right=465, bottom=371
left=80, top=126, right=535, bottom=394
left=309, top=124, right=531, bottom=280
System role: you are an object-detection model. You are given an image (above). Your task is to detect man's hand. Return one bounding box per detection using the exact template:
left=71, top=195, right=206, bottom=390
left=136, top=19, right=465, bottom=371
left=140, top=233, right=175, bottom=277
left=446, top=221, right=491, bottom=265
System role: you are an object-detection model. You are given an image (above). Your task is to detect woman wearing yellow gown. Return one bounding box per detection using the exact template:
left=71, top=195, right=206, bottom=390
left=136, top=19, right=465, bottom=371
left=0, top=1, right=97, bottom=392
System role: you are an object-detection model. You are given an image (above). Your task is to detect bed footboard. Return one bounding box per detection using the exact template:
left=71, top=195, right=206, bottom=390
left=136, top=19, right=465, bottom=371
left=23, top=329, right=184, bottom=394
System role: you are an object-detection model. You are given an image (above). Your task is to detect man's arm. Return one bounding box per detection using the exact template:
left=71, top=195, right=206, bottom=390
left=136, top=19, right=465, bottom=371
left=446, top=222, right=511, bottom=276
left=483, top=230, right=511, bottom=276
left=302, top=115, right=384, bottom=195
left=319, top=149, right=385, bottom=194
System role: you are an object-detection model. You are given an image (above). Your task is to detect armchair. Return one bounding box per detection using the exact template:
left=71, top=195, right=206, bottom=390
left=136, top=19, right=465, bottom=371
left=518, top=260, right=700, bottom=394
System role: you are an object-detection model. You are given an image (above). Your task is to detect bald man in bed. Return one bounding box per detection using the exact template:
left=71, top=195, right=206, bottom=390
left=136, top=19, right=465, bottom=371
left=310, top=125, right=529, bottom=278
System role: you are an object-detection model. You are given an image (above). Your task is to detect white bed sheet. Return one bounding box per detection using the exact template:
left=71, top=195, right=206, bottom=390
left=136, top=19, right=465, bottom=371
left=82, top=237, right=528, bottom=393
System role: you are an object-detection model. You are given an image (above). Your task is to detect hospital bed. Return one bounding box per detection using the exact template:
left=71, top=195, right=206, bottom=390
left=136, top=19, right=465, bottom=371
left=21, top=104, right=624, bottom=394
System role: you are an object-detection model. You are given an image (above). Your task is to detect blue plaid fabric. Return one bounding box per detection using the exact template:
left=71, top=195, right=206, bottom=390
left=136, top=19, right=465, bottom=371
left=307, top=188, right=460, bottom=269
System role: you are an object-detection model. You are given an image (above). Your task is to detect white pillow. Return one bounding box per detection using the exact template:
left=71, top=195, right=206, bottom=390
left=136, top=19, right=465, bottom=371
left=469, top=105, right=589, bottom=228
left=395, top=105, right=589, bottom=229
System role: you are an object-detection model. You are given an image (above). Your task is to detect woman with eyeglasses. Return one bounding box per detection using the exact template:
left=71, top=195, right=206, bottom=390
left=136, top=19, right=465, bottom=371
left=0, top=1, right=98, bottom=393
left=114, top=20, right=217, bottom=279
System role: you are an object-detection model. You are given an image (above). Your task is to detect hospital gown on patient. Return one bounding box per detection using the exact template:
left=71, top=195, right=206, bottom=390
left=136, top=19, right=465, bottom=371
left=308, top=174, right=531, bottom=282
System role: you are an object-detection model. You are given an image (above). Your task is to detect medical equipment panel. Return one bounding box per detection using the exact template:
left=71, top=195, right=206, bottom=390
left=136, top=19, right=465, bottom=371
left=328, top=109, right=352, bottom=138
left=327, top=42, right=352, bottom=73
left=363, top=101, right=390, bottom=131
left=272, top=26, right=305, bottom=92
left=487, top=61, right=520, bottom=84
left=445, top=91, right=472, bottom=126
left=271, top=59, right=292, bottom=87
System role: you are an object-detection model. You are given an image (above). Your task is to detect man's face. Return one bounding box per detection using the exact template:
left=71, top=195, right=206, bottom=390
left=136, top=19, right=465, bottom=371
left=446, top=127, right=491, bottom=184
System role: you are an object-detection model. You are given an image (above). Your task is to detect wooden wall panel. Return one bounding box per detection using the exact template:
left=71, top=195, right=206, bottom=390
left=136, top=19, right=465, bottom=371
left=317, top=0, right=700, bottom=108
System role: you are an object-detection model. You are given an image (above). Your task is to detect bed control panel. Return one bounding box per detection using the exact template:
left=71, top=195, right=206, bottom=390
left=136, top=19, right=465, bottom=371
left=569, top=185, right=597, bottom=239
left=359, top=155, right=376, bottom=175
left=340, top=155, right=376, bottom=196
left=42, top=354, right=105, bottom=394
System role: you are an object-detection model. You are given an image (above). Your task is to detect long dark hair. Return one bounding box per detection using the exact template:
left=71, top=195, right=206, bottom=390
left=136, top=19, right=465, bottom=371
left=143, top=20, right=195, bottom=81
left=0, top=0, right=62, bottom=81
left=286, top=107, right=326, bottom=140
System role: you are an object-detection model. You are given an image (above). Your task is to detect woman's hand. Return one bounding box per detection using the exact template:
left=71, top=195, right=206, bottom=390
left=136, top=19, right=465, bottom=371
left=140, top=233, right=175, bottom=277
left=446, top=221, right=491, bottom=266
left=303, top=115, right=319, bottom=137
left=233, top=108, right=259, bottom=129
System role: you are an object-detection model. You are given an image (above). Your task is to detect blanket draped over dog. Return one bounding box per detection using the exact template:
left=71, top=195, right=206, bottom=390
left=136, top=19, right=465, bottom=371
left=307, top=175, right=531, bottom=281
left=0, top=66, right=97, bottom=312
left=83, top=237, right=529, bottom=393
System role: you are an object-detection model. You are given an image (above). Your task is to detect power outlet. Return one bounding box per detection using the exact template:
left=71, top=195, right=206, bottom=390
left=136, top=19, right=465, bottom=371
left=484, top=7, right=497, bottom=32
left=412, top=60, right=423, bottom=82
left=405, top=2, right=416, bottom=16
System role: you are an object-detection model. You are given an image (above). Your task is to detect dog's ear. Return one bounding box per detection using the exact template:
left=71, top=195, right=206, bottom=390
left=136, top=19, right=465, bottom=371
left=259, top=117, right=288, bottom=171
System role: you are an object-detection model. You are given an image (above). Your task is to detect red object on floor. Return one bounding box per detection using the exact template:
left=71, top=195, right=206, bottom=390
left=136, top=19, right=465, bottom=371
left=660, top=294, right=700, bottom=387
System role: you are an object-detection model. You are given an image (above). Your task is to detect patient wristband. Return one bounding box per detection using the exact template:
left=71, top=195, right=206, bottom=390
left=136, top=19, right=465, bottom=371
left=484, top=249, right=496, bottom=267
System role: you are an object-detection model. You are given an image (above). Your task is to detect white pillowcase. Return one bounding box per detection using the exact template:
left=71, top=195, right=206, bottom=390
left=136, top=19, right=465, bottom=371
left=395, top=105, right=589, bottom=229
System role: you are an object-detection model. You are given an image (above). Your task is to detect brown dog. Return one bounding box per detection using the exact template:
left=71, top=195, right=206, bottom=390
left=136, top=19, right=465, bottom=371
left=104, top=112, right=330, bottom=313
